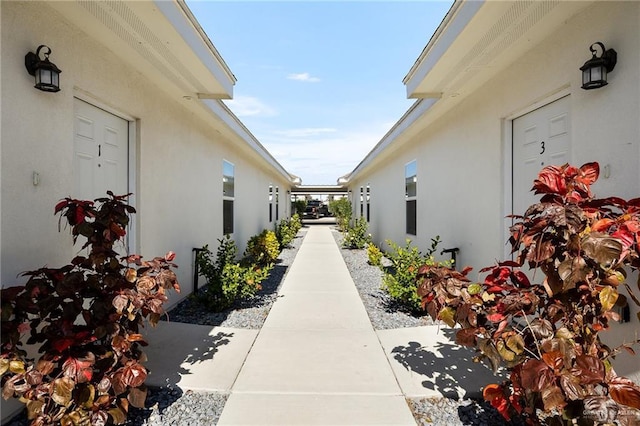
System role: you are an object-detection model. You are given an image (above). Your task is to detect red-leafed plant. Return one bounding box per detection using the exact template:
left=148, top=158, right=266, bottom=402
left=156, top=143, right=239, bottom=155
left=416, top=163, right=640, bottom=425
left=1, top=192, right=180, bottom=425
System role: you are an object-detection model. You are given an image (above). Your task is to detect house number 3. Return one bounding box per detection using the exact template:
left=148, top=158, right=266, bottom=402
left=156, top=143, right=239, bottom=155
left=540, top=141, right=546, bottom=155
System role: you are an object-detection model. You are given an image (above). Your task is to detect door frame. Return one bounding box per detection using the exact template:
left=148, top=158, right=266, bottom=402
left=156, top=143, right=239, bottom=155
left=501, top=85, right=571, bottom=259
left=74, top=90, right=138, bottom=254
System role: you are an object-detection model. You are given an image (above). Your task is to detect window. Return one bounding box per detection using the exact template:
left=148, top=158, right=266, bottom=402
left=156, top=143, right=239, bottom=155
left=360, top=187, right=364, bottom=217
left=275, top=187, right=279, bottom=221
left=223, top=160, right=234, bottom=234
left=269, top=184, right=273, bottom=222
left=366, top=184, right=371, bottom=222
left=405, top=161, right=417, bottom=235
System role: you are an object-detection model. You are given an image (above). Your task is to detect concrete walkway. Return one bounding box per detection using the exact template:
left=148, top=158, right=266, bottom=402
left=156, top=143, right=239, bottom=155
left=217, top=226, right=415, bottom=425
left=144, top=225, right=500, bottom=425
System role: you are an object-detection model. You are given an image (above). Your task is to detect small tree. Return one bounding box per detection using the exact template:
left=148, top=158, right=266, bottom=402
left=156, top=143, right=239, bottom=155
left=1, top=192, right=179, bottom=425
left=329, top=198, right=352, bottom=231
left=416, top=163, right=640, bottom=425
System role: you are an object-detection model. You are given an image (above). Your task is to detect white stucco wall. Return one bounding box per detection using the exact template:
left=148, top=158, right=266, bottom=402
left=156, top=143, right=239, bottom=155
left=1, top=4, right=294, bottom=418
left=349, top=1, right=640, bottom=382
left=1, top=1, right=292, bottom=300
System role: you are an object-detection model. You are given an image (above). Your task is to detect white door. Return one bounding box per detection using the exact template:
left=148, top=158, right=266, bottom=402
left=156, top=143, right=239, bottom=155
left=512, top=96, right=570, bottom=216
left=74, top=98, right=129, bottom=201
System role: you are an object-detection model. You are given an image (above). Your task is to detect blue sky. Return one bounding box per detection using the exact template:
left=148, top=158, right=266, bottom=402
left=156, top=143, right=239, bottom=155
left=187, top=1, right=454, bottom=185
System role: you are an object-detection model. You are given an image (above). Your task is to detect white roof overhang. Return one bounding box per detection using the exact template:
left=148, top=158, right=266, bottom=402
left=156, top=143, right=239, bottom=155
left=345, top=0, right=593, bottom=183
left=47, top=0, right=297, bottom=184
left=404, top=0, right=593, bottom=100
left=48, top=0, right=235, bottom=99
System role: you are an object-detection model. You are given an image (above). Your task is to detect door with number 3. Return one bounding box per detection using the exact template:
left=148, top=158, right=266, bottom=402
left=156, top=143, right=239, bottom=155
left=512, top=95, right=571, bottom=217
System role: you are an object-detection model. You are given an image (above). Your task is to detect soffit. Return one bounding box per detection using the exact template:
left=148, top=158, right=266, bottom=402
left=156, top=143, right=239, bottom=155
left=47, top=0, right=235, bottom=100
left=347, top=0, right=594, bottom=184
left=404, top=0, right=593, bottom=100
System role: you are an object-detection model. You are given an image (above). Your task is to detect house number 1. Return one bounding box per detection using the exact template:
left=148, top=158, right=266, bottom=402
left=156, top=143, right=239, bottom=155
left=540, top=141, right=546, bottom=155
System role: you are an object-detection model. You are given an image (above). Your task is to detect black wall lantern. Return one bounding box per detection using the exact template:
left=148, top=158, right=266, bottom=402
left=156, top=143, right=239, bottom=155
left=25, top=45, right=62, bottom=92
left=580, top=42, right=617, bottom=90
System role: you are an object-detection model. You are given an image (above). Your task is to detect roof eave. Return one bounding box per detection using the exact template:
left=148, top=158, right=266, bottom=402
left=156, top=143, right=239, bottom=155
left=47, top=0, right=236, bottom=100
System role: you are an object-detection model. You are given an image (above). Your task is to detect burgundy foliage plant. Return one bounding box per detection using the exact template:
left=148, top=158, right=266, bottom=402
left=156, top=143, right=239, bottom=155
left=416, top=163, right=640, bottom=425
left=1, top=192, right=180, bottom=425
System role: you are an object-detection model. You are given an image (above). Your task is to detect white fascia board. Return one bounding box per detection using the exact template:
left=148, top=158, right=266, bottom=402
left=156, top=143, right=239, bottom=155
left=202, top=99, right=296, bottom=183
left=155, top=0, right=236, bottom=97
left=345, top=98, right=438, bottom=183
left=404, top=0, right=483, bottom=98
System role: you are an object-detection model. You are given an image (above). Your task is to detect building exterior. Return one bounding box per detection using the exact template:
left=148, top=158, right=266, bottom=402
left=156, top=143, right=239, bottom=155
left=343, top=1, right=639, bottom=381
left=1, top=1, right=302, bottom=419
left=1, top=1, right=297, bottom=317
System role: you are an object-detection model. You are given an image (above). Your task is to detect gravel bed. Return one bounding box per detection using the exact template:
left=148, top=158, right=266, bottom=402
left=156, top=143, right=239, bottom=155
left=332, top=229, right=437, bottom=330
left=164, top=228, right=306, bottom=329
left=5, top=226, right=520, bottom=425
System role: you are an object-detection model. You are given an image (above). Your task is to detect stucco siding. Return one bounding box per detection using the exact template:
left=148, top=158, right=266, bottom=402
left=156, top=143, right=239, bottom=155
left=348, top=0, right=639, bottom=383
left=1, top=1, right=292, bottom=308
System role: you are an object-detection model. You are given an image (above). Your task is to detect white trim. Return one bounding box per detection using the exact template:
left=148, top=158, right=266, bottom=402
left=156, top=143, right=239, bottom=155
left=154, top=0, right=236, bottom=94
left=404, top=0, right=484, bottom=97
left=73, top=88, right=136, bottom=121
left=72, top=92, right=139, bottom=255
left=127, top=120, right=139, bottom=254
left=504, top=85, right=571, bottom=121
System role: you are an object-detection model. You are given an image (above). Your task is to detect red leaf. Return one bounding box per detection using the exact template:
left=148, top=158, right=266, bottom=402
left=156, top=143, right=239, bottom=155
left=520, top=359, right=553, bottom=392
left=54, top=199, right=68, bottom=214
left=592, top=218, right=615, bottom=232
left=62, top=353, right=95, bottom=383
left=609, top=376, right=640, bottom=409
left=75, top=206, right=86, bottom=225
left=534, top=165, right=567, bottom=195
left=52, top=337, right=75, bottom=353
left=486, top=313, right=505, bottom=322
left=573, top=355, right=605, bottom=384
left=121, top=363, right=147, bottom=388
left=483, top=384, right=511, bottom=421
left=578, top=162, right=600, bottom=186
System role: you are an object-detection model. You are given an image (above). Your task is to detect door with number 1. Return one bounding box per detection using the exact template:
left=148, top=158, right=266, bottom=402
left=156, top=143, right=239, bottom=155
left=73, top=98, right=129, bottom=201
left=512, top=95, right=571, bottom=217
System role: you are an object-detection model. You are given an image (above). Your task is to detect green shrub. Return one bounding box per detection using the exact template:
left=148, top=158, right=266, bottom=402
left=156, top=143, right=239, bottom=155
left=245, top=229, right=280, bottom=266
left=293, top=200, right=306, bottom=215
left=329, top=198, right=352, bottom=231
left=195, top=235, right=270, bottom=311
left=290, top=213, right=302, bottom=233
left=381, top=236, right=442, bottom=312
left=342, top=216, right=371, bottom=249
left=367, top=243, right=383, bottom=266
left=275, top=214, right=301, bottom=248
left=220, top=263, right=270, bottom=301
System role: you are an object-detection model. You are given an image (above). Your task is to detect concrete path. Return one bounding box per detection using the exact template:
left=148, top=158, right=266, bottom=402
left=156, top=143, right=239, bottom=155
left=143, top=225, right=502, bottom=425
left=217, top=226, right=415, bottom=425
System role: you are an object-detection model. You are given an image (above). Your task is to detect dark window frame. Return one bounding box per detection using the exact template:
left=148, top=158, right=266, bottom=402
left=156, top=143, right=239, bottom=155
left=405, top=161, right=417, bottom=236
left=223, top=160, right=235, bottom=235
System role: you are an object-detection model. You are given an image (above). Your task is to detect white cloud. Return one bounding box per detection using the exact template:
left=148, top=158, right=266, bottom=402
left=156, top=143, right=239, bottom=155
left=287, top=72, right=321, bottom=83
left=223, top=96, right=277, bottom=117
left=261, top=124, right=392, bottom=185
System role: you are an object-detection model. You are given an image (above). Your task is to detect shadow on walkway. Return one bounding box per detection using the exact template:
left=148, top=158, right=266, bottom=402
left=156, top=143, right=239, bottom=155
left=390, top=328, right=503, bottom=399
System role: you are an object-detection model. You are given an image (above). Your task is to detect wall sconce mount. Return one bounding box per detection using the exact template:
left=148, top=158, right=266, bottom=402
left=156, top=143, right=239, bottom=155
left=580, top=42, right=616, bottom=90
left=25, top=45, right=62, bottom=92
